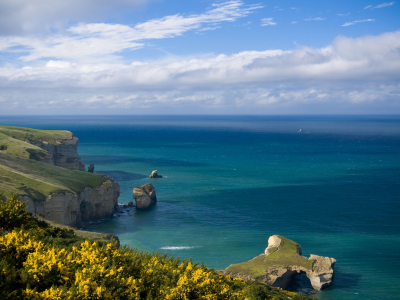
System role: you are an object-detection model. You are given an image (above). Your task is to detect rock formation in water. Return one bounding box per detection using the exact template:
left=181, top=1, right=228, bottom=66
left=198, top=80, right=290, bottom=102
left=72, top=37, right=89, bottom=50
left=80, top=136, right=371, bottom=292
left=133, top=183, right=157, bottom=209
left=221, top=235, right=336, bottom=291
left=88, top=163, right=94, bottom=173
left=27, top=135, right=85, bottom=171
left=150, top=170, right=163, bottom=178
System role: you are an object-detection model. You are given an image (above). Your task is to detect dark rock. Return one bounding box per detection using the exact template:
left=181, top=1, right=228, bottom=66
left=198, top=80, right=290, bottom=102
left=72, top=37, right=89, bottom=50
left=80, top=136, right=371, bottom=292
left=88, top=163, right=94, bottom=173
left=150, top=170, right=162, bottom=178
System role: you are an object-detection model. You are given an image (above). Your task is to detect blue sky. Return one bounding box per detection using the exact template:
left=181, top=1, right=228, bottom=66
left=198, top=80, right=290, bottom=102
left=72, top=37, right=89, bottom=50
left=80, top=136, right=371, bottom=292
left=0, top=0, right=399, bottom=114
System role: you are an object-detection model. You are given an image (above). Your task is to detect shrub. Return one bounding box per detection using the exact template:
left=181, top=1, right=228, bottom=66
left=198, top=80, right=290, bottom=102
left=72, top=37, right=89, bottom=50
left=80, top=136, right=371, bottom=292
left=0, top=197, right=316, bottom=300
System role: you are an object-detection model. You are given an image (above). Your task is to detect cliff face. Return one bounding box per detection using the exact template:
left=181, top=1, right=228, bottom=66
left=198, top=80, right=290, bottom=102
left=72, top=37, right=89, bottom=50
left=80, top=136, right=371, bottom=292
left=222, top=235, right=336, bottom=291
left=27, top=135, right=85, bottom=171
left=23, top=177, right=120, bottom=227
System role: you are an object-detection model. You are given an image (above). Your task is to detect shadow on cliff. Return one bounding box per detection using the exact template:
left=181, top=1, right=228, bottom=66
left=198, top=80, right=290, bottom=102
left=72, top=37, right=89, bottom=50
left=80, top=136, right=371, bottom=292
left=97, top=170, right=147, bottom=181
left=81, top=155, right=208, bottom=167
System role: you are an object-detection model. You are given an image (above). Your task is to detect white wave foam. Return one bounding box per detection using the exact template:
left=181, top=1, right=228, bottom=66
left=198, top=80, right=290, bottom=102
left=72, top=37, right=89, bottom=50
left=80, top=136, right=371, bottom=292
left=160, top=246, right=198, bottom=250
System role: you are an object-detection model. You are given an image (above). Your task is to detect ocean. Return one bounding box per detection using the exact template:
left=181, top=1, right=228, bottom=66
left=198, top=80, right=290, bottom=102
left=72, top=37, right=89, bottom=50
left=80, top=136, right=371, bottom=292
left=1, top=115, right=399, bottom=299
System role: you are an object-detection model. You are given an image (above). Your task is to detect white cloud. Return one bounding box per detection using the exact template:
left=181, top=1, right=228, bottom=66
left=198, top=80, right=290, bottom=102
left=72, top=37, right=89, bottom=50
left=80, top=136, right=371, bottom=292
left=261, top=18, right=277, bottom=26
left=342, top=19, right=375, bottom=27
left=304, top=17, right=326, bottom=21
left=0, top=31, right=400, bottom=113
left=338, top=13, right=350, bottom=16
left=0, top=97, right=6, bottom=102
left=0, top=1, right=263, bottom=62
left=364, top=2, right=395, bottom=9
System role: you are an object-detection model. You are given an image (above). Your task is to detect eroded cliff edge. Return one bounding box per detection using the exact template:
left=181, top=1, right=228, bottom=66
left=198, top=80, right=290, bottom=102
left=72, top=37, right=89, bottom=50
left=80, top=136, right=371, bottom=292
left=0, top=125, right=120, bottom=227
left=23, top=176, right=119, bottom=227
left=28, top=134, right=85, bottom=171
left=220, top=235, right=336, bottom=291
left=0, top=125, right=85, bottom=171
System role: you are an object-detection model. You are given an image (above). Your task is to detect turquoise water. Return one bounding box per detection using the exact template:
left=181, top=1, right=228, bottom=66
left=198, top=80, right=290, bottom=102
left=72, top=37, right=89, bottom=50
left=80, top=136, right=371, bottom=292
left=1, top=115, right=400, bottom=299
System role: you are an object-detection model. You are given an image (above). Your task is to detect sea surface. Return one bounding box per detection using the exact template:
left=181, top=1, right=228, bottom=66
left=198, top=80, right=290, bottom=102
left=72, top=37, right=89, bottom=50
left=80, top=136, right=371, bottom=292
left=1, top=115, right=399, bottom=299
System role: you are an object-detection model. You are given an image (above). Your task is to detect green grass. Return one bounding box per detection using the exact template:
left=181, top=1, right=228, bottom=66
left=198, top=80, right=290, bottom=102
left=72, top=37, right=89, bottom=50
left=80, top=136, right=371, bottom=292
left=225, top=236, right=315, bottom=278
left=0, top=125, right=72, bottom=145
left=0, top=132, right=50, bottom=160
left=0, top=152, right=107, bottom=201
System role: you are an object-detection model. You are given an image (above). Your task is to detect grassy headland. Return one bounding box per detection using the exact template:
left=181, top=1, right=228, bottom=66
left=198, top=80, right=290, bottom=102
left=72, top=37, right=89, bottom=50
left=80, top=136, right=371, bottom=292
left=0, top=125, right=107, bottom=201
left=225, top=236, right=314, bottom=279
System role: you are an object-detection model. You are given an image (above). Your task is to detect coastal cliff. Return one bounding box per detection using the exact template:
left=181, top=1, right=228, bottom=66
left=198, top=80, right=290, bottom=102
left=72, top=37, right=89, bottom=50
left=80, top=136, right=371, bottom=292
left=221, top=235, right=336, bottom=291
left=0, top=125, right=85, bottom=171
left=0, top=125, right=121, bottom=227
left=23, top=177, right=119, bottom=227
left=28, top=135, right=85, bottom=171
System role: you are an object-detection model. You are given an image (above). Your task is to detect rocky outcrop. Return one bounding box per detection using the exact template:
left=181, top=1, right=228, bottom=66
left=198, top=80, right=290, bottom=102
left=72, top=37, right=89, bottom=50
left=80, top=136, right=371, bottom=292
left=133, top=183, right=157, bottom=209
left=88, top=164, right=94, bottom=173
left=150, top=170, right=162, bottom=178
left=307, top=255, right=336, bottom=290
left=24, top=177, right=120, bottom=227
left=222, top=235, right=336, bottom=291
left=26, top=135, right=85, bottom=171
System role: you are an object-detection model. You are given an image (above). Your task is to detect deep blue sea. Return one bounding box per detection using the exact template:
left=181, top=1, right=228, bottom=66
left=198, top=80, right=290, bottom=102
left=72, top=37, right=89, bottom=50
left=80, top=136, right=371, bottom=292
left=1, top=115, right=400, bottom=299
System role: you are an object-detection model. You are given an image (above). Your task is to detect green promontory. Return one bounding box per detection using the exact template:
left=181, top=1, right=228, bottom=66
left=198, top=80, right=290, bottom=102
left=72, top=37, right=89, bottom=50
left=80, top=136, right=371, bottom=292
left=226, top=235, right=313, bottom=279
left=223, top=235, right=336, bottom=291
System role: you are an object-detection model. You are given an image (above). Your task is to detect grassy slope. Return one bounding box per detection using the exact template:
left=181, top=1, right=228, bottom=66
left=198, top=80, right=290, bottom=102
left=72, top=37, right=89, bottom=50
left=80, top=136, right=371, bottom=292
left=0, top=151, right=106, bottom=201
left=0, top=132, right=50, bottom=160
left=0, top=125, right=72, bottom=145
left=0, top=125, right=107, bottom=201
left=226, top=236, right=315, bottom=278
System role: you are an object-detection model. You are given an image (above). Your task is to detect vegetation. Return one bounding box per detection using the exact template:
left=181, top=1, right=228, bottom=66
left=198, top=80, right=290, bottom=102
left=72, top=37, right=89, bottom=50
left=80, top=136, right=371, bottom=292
left=0, top=125, right=72, bottom=146
left=0, top=151, right=106, bottom=200
left=225, top=236, right=314, bottom=279
left=0, top=196, right=316, bottom=300
left=0, top=132, right=50, bottom=161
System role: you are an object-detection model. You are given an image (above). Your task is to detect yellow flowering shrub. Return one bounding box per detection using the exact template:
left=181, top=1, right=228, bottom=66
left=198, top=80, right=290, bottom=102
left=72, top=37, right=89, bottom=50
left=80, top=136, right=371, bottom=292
left=0, top=197, right=316, bottom=300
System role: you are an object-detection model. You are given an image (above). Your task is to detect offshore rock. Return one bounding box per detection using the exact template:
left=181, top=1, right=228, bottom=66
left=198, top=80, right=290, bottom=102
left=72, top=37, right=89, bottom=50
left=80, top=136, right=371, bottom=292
left=222, top=235, right=336, bottom=291
left=24, top=177, right=120, bottom=227
left=133, top=183, right=157, bottom=209
left=88, top=163, right=94, bottom=173
left=150, top=170, right=163, bottom=178
left=26, top=134, right=85, bottom=171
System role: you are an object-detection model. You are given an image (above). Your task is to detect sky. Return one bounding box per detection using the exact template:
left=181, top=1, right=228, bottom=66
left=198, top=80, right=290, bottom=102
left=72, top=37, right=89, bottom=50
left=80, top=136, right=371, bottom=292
left=0, top=0, right=399, bottom=115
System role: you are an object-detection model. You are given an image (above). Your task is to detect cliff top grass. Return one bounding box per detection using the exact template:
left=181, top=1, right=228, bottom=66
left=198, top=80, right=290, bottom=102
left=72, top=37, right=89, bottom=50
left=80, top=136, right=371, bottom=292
left=0, top=132, right=50, bottom=161
left=225, top=236, right=315, bottom=279
left=0, top=125, right=73, bottom=146
left=0, top=151, right=106, bottom=201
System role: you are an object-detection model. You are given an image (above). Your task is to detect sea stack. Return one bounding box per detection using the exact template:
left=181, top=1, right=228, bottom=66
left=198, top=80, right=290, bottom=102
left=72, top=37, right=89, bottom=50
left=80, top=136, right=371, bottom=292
left=221, top=235, right=336, bottom=291
left=88, top=163, right=94, bottom=173
left=150, top=170, right=163, bottom=178
left=132, top=183, right=157, bottom=209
